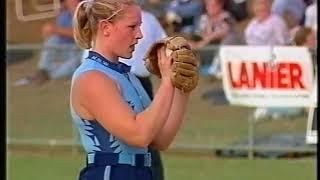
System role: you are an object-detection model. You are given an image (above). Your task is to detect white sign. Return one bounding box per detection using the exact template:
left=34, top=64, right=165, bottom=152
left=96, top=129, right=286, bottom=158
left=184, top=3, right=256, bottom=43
left=220, top=46, right=316, bottom=107
left=15, top=0, right=60, bottom=21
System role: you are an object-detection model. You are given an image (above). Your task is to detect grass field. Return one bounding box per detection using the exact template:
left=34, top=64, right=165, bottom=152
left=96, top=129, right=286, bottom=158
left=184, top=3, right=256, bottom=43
left=7, top=151, right=317, bottom=180
left=7, top=55, right=317, bottom=179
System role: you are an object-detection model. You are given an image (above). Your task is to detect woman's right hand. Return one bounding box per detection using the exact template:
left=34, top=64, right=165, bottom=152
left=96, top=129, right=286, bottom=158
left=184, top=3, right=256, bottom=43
left=42, top=23, right=55, bottom=38
left=157, top=46, right=173, bottom=82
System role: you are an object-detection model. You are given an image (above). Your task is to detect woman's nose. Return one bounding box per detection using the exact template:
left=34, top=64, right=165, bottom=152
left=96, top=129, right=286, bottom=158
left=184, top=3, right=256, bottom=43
left=136, top=27, right=143, bottom=39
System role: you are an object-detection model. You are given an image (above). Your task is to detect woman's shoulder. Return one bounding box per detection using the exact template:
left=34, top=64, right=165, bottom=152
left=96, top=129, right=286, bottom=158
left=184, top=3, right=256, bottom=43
left=73, top=60, right=116, bottom=85
left=220, top=11, right=233, bottom=19
left=72, top=70, right=120, bottom=97
left=268, top=14, right=286, bottom=24
left=220, top=11, right=236, bottom=25
left=199, top=14, right=209, bottom=23
left=74, top=70, right=113, bottom=85
left=73, top=60, right=102, bottom=77
left=244, top=18, right=258, bottom=32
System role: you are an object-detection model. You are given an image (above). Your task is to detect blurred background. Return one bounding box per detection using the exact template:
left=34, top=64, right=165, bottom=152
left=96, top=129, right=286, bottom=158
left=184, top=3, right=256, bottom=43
left=6, top=0, right=317, bottom=179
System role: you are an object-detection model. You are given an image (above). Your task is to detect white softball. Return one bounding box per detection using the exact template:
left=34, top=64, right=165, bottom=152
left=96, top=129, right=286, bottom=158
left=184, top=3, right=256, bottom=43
left=165, top=48, right=173, bottom=57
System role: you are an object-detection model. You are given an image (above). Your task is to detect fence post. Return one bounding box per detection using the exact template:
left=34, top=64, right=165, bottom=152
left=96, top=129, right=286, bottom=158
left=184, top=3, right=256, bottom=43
left=248, top=112, right=254, bottom=159
left=72, top=123, right=78, bottom=156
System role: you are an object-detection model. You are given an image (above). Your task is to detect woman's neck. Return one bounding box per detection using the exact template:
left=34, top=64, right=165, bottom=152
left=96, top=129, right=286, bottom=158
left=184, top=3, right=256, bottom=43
left=256, top=12, right=271, bottom=23
left=209, top=10, right=224, bottom=21
left=92, top=46, right=119, bottom=63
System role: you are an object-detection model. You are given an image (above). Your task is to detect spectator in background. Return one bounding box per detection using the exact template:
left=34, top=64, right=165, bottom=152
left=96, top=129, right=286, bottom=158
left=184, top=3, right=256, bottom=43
left=291, top=26, right=317, bottom=71
left=81, top=9, right=167, bottom=180
left=303, top=0, right=315, bottom=6
left=304, top=0, right=317, bottom=32
left=14, top=0, right=82, bottom=86
left=190, top=0, right=242, bottom=48
left=271, top=0, right=306, bottom=28
left=224, top=0, right=249, bottom=22
left=292, top=27, right=317, bottom=48
left=139, top=0, right=172, bottom=36
left=164, top=0, right=204, bottom=35
left=254, top=26, right=317, bottom=120
left=191, top=0, right=244, bottom=79
left=245, top=0, right=290, bottom=46
left=245, top=0, right=304, bottom=120
left=140, top=0, right=168, bottom=23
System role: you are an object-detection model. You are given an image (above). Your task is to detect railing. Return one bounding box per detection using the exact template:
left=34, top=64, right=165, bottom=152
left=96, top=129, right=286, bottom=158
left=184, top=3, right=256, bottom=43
left=7, top=43, right=82, bottom=51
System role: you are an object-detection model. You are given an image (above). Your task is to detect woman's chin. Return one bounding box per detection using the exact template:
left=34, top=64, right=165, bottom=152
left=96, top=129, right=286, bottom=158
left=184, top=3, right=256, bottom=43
left=121, top=53, right=133, bottom=59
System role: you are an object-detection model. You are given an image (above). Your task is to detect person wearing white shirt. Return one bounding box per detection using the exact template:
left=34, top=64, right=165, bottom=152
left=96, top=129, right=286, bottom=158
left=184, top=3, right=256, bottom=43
left=119, top=10, right=166, bottom=98
left=304, top=1, right=317, bottom=32
left=245, top=0, right=290, bottom=46
left=271, top=0, right=306, bottom=27
left=121, top=11, right=167, bottom=180
left=245, top=0, right=305, bottom=120
left=81, top=10, right=167, bottom=180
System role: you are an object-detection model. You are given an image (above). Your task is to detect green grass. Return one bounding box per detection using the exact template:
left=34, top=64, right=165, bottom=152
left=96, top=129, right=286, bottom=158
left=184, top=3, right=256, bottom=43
left=8, top=152, right=316, bottom=180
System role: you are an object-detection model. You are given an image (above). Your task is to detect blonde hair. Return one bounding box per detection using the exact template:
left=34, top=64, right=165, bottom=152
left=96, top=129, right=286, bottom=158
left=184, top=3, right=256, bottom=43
left=73, top=0, right=138, bottom=49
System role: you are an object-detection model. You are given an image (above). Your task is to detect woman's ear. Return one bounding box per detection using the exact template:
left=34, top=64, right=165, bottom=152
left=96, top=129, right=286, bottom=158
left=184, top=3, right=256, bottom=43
left=99, top=20, right=112, bottom=37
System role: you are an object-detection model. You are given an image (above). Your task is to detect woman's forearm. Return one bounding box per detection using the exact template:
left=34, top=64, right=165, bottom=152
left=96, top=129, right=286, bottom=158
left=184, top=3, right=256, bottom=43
left=135, top=78, right=175, bottom=146
left=150, top=88, right=189, bottom=150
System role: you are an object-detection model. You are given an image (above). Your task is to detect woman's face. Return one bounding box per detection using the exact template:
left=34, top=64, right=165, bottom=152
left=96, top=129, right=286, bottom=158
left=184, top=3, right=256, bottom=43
left=108, top=5, right=143, bottom=59
left=148, top=0, right=161, bottom=5
left=64, top=0, right=80, bottom=11
left=205, top=0, right=223, bottom=17
left=252, top=0, right=271, bottom=20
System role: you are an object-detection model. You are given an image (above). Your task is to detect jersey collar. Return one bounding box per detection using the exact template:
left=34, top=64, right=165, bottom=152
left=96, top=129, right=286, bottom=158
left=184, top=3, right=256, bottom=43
left=87, top=51, right=131, bottom=73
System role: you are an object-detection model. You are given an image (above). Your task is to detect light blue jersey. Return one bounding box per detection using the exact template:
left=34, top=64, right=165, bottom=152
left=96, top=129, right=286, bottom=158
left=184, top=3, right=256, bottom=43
left=70, top=51, right=152, bottom=164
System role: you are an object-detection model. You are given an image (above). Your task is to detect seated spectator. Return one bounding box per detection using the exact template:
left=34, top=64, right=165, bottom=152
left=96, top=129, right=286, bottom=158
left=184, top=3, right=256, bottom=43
left=192, top=0, right=244, bottom=79
left=292, top=26, right=317, bottom=48
left=254, top=26, right=316, bottom=120
left=304, top=0, right=317, bottom=32
left=245, top=0, right=290, bottom=46
left=303, top=0, right=315, bottom=6
left=245, top=0, right=305, bottom=120
left=224, top=0, right=249, bottom=22
left=189, top=0, right=243, bottom=49
left=140, top=0, right=168, bottom=24
left=164, top=0, right=204, bottom=35
left=14, top=0, right=82, bottom=86
left=271, top=0, right=306, bottom=28
left=292, top=26, right=317, bottom=74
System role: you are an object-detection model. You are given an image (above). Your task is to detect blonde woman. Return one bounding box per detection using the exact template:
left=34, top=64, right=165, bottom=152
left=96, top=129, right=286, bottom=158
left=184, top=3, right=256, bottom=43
left=70, top=0, right=192, bottom=179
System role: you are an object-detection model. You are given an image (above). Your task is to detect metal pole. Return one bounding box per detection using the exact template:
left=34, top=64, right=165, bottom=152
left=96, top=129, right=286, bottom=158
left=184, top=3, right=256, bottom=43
left=248, top=111, right=254, bottom=159
left=71, top=123, right=78, bottom=156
